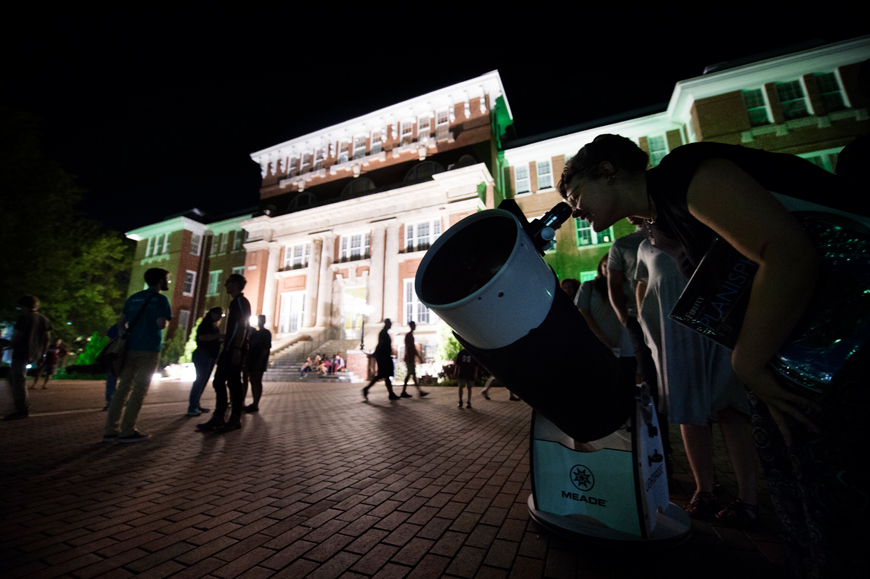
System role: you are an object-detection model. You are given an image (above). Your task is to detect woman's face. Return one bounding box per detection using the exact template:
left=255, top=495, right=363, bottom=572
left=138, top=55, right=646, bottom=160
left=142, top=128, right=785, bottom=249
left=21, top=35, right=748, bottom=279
left=566, top=176, right=620, bottom=233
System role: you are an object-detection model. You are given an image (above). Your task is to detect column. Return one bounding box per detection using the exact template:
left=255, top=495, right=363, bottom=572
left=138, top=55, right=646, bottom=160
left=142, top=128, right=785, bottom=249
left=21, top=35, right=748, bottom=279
left=316, top=233, right=336, bottom=328
left=383, top=222, right=400, bottom=324
left=303, top=237, right=322, bottom=328
left=261, top=243, right=281, bottom=332
left=368, top=224, right=386, bottom=323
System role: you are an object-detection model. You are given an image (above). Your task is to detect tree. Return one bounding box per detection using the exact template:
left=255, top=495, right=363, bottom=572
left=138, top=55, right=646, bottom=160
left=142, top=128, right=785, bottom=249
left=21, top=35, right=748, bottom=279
left=0, top=105, right=133, bottom=356
left=436, top=324, right=462, bottom=363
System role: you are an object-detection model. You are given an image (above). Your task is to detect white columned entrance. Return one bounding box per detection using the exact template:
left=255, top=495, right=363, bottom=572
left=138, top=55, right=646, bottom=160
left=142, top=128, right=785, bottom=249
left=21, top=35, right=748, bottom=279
left=303, top=236, right=322, bottom=328
left=262, top=242, right=281, bottom=331
left=383, top=222, right=400, bottom=323
left=316, top=233, right=336, bottom=328
left=368, top=224, right=386, bottom=323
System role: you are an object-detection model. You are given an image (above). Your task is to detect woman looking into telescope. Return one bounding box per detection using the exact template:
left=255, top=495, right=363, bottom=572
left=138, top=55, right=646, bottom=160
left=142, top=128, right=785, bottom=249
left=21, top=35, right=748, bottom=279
left=558, top=134, right=867, bottom=578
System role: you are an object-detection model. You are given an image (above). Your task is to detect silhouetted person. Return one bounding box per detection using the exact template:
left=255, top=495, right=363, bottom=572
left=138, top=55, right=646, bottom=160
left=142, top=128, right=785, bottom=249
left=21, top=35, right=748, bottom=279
left=31, top=338, right=66, bottom=390
left=5, top=295, right=51, bottom=420
left=197, top=274, right=250, bottom=433
left=400, top=321, right=428, bottom=398
left=245, top=315, right=271, bottom=412
left=102, top=268, right=172, bottom=441
left=453, top=348, right=479, bottom=409
left=103, top=324, right=119, bottom=410
left=362, top=319, right=398, bottom=401
left=187, top=307, right=222, bottom=416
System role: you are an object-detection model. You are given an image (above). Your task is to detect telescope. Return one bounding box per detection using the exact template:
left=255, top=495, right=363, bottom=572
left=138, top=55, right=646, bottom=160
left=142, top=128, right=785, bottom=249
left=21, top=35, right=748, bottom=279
left=415, top=200, right=691, bottom=543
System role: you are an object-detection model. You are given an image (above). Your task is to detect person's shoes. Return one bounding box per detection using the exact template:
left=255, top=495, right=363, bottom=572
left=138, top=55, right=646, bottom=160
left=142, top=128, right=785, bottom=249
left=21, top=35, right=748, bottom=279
left=482, top=392, right=490, bottom=400
left=196, top=419, right=225, bottom=432
left=388, top=394, right=400, bottom=400
left=362, top=388, right=369, bottom=402
left=217, top=421, right=241, bottom=433
left=3, top=410, right=29, bottom=421
left=419, top=391, right=429, bottom=398
left=400, top=392, right=412, bottom=399
left=186, top=409, right=202, bottom=417
left=102, top=434, right=118, bottom=443
left=244, top=405, right=259, bottom=412
left=118, top=431, right=150, bottom=443
left=714, top=499, right=758, bottom=527
left=684, top=491, right=719, bottom=518
left=466, top=402, right=472, bottom=409
left=198, top=407, right=210, bottom=413
left=458, top=402, right=463, bottom=408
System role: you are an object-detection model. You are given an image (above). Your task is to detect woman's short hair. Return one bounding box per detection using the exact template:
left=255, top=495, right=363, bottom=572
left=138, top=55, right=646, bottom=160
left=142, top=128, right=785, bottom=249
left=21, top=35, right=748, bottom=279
left=558, top=134, right=649, bottom=198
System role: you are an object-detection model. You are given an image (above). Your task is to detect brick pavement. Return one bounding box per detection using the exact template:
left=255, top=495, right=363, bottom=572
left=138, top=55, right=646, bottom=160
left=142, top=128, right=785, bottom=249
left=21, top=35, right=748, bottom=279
left=0, top=379, right=786, bottom=578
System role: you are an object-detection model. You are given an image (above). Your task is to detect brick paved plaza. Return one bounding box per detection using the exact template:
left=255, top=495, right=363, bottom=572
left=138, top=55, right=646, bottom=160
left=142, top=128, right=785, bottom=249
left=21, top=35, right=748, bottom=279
left=1, top=379, right=786, bottom=578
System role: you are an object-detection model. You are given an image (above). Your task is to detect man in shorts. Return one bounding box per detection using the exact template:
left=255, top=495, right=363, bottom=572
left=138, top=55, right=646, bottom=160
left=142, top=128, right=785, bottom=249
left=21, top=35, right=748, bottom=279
left=453, top=348, right=479, bottom=409
left=399, top=321, right=428, bottom=398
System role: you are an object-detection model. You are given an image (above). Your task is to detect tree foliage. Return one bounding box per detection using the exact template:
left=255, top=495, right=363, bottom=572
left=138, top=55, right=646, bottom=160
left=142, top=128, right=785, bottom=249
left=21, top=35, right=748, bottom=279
left=0, top=105, right=133, bottom=355
left=436, top=324, right=462, bottom=363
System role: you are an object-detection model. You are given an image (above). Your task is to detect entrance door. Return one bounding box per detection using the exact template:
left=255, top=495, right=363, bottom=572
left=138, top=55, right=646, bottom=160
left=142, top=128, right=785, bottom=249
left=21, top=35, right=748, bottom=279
left=342, top=286, right=367, bottom=340
left=279, top=291, right=305, bottom=333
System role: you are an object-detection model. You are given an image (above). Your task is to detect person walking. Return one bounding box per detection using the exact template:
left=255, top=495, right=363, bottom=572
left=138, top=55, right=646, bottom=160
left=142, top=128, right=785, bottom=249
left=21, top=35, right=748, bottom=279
left=400, top=321, right=428, bottom=398
left=362, top=319, right=399, bottom=401
left=186, top=307, right=222, bottom=416
left=31, top=338, right=67, bottom=390
left=102, top=268, right=172, bottom=442
left=4, top=296, right=51, bottom=420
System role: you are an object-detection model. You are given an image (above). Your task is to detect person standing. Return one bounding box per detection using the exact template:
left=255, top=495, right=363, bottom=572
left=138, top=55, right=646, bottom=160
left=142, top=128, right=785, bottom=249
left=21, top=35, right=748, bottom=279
left=400, top=321, right=428, bottom=398
left=102, top=268, right=172, bottom=442
left=103, top=324, right=119, bottom=411
left=187, top=307, right=222, bottom=416
left=453, top=348, right=479, bottom=409
left=4, top=296, right=51, bottom=420
left=31, top=338, right=67, bottom=390
left=245, top=315, right=271, bottom=412
left=362, top=319, right=398, bottom=401
left=196, top=274, right=250, bottom=433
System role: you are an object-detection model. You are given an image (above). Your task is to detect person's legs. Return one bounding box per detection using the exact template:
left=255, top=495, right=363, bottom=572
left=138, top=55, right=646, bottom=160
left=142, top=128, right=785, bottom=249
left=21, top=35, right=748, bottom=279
left=204, top=359, right=230, bottom=427
left=41, top=369, right=53, bottom=389
left=104, top=355, right=138, bottom=435
left=8, top=359, right=30, bottom=416
left=248, top=369, right=264, bottom=409
left=189, top=350, right=213, bottom=413
left=119, top=351, right=159, bottom=437
left=465, top=383, right=473, bottom=408
left=717, top=408, right=758, bottom=506
left=384, top=377, right=398, bottom=399
left=226, top=362, right=245, bottom=426
left=680, top=423, right=718, bottom=517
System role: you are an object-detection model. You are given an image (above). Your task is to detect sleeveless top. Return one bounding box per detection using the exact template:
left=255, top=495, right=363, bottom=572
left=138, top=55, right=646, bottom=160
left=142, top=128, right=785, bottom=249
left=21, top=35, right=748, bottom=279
left=644, top=142, right=866, bottom=278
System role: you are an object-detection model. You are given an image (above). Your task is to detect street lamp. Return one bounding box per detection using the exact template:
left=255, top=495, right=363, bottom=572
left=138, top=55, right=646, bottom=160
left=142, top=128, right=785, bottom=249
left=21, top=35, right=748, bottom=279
left=345, top=297, right=374, bottom=350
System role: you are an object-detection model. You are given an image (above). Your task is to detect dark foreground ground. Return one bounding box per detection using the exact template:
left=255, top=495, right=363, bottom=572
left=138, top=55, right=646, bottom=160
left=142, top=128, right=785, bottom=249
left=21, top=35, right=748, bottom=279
left=0, top=379, right=786, bottom=578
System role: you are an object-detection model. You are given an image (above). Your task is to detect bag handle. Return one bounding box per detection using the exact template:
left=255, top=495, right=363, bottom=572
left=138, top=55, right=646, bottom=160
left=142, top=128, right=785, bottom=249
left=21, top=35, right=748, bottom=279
left=125, top=292, right=158, bottom=334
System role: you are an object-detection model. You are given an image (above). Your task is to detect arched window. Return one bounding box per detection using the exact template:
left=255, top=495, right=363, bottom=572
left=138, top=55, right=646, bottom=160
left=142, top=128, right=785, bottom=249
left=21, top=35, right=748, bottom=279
left=453, top=155, right=478, bottom=169
left=288, top=192, right=316, bottom=211
left=340, top=178, right=376, bottom=199
left=403, top=161, right=445, bottom=183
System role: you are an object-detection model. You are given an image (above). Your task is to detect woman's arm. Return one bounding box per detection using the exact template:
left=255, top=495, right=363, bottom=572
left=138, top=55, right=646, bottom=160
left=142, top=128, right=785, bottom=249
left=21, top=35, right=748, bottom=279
left=686, top=159, right=820, bottom=443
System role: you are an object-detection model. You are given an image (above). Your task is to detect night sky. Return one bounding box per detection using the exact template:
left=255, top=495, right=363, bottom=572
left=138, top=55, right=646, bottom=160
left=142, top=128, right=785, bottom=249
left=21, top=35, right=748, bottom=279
left=4, top=5, right=866, bottom=234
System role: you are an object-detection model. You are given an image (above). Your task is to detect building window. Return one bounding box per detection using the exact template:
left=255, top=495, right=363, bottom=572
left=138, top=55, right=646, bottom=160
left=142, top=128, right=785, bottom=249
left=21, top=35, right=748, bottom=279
left=647, top=135, right=669, bottom=167
left=353, top=136, right=367, bottom=160
left=232, top=229, right=245, bottom=252
left=776, top=80, right=811, bottom=120
left=190, top=233, right=202, bottom=256
left=436, top=110, right=449, bottom=138
left=288, top=156, right=298, bottom=177
left=145, top=237, right=153, bottom=257
left=418, top=115, right=431, bottom=140
left=404, top=279, right=431, bottom=325
left=406, top=219, right=441, bottom=252
left=300, top=153, right=310, bottom=173
left=339, top=232, right=371, bottom=262
left=815, top=72, right=847, bottom=113
left=371, top=130, right=382, bottom=155
left=219, top=233, right=228, bottom=254
left=575, top=218, right=614, bottom=247
left=338, top=142, right=349, bottom=164
left=209, top=234, right=218, bottom=256
left=178, top=310, right=191, bottom=336
left=279, top=291, right=305, bottom=333
left=742, top=89, right=771, bottom=127
left=207, top=270, right=222, bottom=295
left=232, top=266, right=244, bottom=276
left=515, top=164, right=530, bottom=195
left=401, top=121, right=413, bottom=144
left=536, top=160, right=553, bottom=190
left=284, top=243, right=310, bottom=270
left=183, top=271, right=197, bottom=296
left=313, top=148, right=324, bottom=170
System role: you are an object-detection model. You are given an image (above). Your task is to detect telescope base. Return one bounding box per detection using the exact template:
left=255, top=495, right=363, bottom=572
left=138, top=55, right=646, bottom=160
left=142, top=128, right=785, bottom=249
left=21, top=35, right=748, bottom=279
left=527, top=495, right=691, bottom=546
